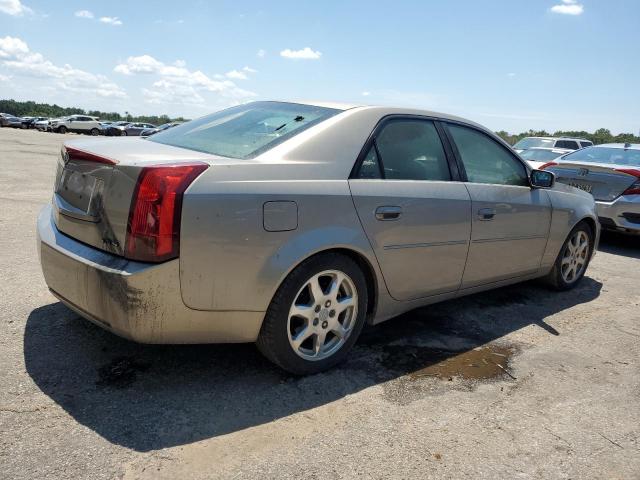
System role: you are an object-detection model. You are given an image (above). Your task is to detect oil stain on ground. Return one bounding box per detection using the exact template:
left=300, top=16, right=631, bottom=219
left=380, top=344, right=516, bottom=381
left=96, top=356, right=150, bottom=389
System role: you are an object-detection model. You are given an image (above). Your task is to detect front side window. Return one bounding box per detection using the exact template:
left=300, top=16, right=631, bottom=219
left=580, top=141, right=593, bottom=148
left=371, top=119, right=451, bottom=181
left=448, top=124, right=528, bottom=186
left=149, top=101, right=340, bottom=159
left=357, top=146, right=382, bottom=179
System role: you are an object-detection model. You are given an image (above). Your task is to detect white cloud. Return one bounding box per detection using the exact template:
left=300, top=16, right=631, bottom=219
left=114, top=55, right=164, bottom=75
left=0, top=36, right=28, bottom=57
left=257, top=49, right=266, bottom=58
left=507, top=72, right=516, bottom=77
left=74, top=10, right=94, bottom=19
left=0, top=0, right=32, bottom=16
left=243, top=66, right=257, bottom=73
left=280, top=47, right=322, bottom=60
left=361, top=91, right=371, bottom=96
left=99, top=16, right=123, bottom=26
left=226, top=69, right=247, bottom=80
left=550, top=0, right=584, bottom=15
left=114, top=54, right=257, bottom=105
left=0, top=36, right=126, bottom=98
left=0, top=73, right=10, bottom=81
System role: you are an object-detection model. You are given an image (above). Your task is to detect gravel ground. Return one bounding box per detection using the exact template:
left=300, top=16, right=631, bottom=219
left=1, top=127, right=638, bottom=479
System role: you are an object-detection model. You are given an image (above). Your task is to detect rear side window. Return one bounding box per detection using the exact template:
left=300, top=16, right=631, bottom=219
left=555, top=140, right=579, bottom=150
left=368, top=119, right=451, bottom=181
left=448, top=124, right=528, bottom=186
left=580, top=141, right=593, bottom=148
left=149, top=101, right=340, bottom=159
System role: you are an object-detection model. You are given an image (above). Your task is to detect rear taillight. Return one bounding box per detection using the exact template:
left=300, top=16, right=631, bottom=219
left=538, top=161, right=558, bottom=170
left=126, top=163, right=209, bottom=262
left=616, top=168, right=640, bottom=196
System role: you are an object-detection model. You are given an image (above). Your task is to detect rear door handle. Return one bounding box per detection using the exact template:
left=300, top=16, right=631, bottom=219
left=477, top=208, right=496, bottom=220
left=375, top=206, right=402, bottom=221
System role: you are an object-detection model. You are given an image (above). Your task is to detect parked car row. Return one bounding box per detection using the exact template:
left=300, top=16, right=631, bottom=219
left=0, top=112, right=180, bottom=137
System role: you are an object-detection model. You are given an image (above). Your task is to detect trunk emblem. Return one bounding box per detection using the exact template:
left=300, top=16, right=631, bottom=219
left=577, top=168, right=589, bottom=176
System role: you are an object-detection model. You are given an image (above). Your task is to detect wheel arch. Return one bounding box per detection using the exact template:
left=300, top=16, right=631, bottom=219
left=270, top=246, right=380, bottom=323
left=576, top=215, right=597, bottom=237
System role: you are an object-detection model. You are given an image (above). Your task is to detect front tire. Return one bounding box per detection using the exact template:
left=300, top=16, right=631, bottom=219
left=57, top=126, right=67, bottom=134
left=257, top=253, right=368, bottom=375
left=544, top=221, right=594, bottom=290
left=90, top=128, right=99, bottom=136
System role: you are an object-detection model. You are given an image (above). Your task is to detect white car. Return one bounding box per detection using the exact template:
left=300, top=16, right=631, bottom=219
left=50, top=115, right=102, bottom=135
left=519, top=147, right=573, bottom=169
left=35, top=119, right=52, bottom=131
left=513, top=136, right=592, bottom=153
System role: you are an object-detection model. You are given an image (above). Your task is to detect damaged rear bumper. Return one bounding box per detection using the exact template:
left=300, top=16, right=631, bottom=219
left=37, top=204, right=264, bottom=343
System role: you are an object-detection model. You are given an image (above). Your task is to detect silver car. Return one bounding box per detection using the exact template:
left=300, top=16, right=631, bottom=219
left=542, top=144, right=640, bottom=235
left=37, top=101, right=600, bottom=374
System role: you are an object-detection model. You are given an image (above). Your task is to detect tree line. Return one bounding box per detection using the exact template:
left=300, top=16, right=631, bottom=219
left=0, top=99, right=188, bottom=125
left=496, top=128, right=640, bottom=146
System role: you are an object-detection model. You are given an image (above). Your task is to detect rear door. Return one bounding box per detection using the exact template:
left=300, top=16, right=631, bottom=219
left=444, top=123, right=552, bottom=288
left=349, top=117, right=471, bottom=301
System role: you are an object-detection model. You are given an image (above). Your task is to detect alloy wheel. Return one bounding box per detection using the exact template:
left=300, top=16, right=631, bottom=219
left=287, top=270, right=358, bottom=361
left=561, top=230, right=590, bottom=283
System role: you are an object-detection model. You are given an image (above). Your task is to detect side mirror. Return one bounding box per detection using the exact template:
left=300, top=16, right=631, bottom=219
left=530, top=169, right=555, bottom=189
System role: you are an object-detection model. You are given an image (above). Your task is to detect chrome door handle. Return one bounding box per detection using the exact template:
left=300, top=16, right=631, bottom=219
left=375, top=206, right=402, bottom=221
left=477, top=208, right=496, bottom=221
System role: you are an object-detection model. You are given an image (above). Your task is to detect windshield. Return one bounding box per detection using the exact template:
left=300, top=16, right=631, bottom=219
left=561, top=147, right=640, bottom=167
left=513, top=138, right=555, bottom=150
left=520, top=149, right=562, bottom=161
left=148, top=101, right=341, bottom=159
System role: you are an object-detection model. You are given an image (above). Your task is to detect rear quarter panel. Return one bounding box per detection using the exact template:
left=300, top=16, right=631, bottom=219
left=179, top=171, right=382, bottom=312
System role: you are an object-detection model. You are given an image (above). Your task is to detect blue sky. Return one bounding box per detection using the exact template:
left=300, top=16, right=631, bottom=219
left=1, top=0, right=638, bottom=133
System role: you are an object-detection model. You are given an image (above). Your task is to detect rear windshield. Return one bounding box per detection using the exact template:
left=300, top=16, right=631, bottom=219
left=561, top=147, right=640, bottom=167
left=148, top=101, right=341, bottom=159
left=513, top=138, right=555, bottom=149
left=519, top=149, right=562, bottom=161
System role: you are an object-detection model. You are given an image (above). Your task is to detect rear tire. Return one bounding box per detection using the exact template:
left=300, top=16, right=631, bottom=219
left=120, top=130, right=127, bottom=136
left=257, top=252, right=368, bottom=375
left=544, top=221, right=594, bottom=291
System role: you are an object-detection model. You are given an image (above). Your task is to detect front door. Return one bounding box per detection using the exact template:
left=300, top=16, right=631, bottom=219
left=349, top=118, right=472, bottom=301
left=444, top=123, right=552, bottom=288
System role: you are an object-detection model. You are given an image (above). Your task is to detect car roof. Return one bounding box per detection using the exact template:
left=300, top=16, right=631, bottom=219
left=276, top=100, right=489, bottom=132
left=520, top=136, right=591, bottom=142
left=593, top=143, right=640, bottom=150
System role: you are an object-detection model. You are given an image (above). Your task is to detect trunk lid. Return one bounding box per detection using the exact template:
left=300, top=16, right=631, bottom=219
left=547, top=161, right=638, bottom=201
left=52, top=138, right=215, bottom=257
